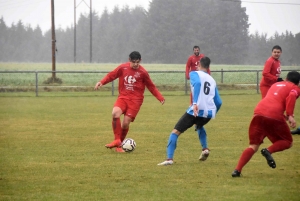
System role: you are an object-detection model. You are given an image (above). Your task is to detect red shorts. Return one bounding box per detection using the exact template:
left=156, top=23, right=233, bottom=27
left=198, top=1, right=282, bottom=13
left=248, top=115, right=293, bottom=145
left=114, top=98, right=143, bottom=122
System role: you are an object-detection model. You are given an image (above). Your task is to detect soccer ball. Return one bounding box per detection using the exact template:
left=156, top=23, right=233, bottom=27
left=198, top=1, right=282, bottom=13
left=121, top=138, right=136, bottom=152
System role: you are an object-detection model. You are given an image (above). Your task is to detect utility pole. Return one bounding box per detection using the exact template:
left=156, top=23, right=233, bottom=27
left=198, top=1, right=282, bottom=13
left=90, top=0, right=92, bottom=63
left=74, top=0, right=92, bottom=63
left=51, top=0, right=56, bottom=79
left=74, top=0, right=76, bottom=63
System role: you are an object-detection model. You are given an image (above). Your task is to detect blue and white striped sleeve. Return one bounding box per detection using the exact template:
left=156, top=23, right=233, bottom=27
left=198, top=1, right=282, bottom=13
left=190, top=71, right=201, bottom=104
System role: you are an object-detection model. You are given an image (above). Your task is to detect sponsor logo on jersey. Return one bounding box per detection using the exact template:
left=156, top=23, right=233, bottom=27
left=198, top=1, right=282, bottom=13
left=124, top=75, right=136, bottom=91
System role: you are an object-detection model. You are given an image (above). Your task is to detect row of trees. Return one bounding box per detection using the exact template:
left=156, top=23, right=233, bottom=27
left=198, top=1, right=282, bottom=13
left=0, top=0, right=299, bottom=65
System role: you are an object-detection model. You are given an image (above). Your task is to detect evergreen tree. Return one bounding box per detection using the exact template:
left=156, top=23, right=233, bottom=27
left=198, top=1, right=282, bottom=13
left=0, top=17, right=8, bottom=61
left=0, top=2, right=299, bottom=65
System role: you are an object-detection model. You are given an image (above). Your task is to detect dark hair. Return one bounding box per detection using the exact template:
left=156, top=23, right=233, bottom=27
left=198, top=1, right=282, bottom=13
left=200, top=57, right=210, bottom=69
left=272, top=45, right=282, bottom=52
left=193, top=46, right=200, bottom=50
left=129, top=51, right=141, bottom=60
left=286, top=71, right=300, bottom=85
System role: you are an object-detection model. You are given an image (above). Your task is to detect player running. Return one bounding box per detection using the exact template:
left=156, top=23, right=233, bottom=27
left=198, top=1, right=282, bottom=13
left=232, top=71, right=300, bottom=177
left=158, top=56, right=222, bottom=165
left=186, top=45, right=212, bottom=161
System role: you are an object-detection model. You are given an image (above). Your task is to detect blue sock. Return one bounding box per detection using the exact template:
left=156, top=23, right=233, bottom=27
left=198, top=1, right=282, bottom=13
left=197, top=127, right=207, bottom=149
left=167, top=133, right=178, bottom=160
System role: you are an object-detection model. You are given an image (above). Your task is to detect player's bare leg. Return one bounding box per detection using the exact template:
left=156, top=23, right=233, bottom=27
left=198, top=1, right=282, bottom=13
left=105, top=107, right=123, bottom=148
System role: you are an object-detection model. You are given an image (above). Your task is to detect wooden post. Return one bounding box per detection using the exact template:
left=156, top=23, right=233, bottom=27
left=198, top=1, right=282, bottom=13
left=51, top=0, right=56, bottom=79
left=90, top=0, right=92, bottom=63
left=74, top=0, right=76, bottom=63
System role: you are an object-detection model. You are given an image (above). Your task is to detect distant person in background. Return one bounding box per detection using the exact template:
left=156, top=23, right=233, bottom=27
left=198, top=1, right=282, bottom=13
left=158, top=57, right=222, bottom=166
left=260, top=45, right=283, bottom=98
left=186, top=46, right=211, bottom=160
left=94, top=51, right=165, bottom=152
left=185, top=46, right=208, bottom=80
left=232, top=71, right=300, bottom=177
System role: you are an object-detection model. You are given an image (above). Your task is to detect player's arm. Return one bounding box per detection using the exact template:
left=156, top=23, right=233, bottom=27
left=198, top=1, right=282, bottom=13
left=214, top=87, right=222, bottom=112
left=190, top=71, right=201, bottom=104
left=144, top=72, right=165, bottom=104
left=285, top=88, right=299, bottom=128
left=262, top=59, right=277, bottom=83
left=94, top=81, right=103, bottom=90
left=185, top=57, right=192, bottom=80
left=94, top=66, right=121, bottom=90
left=189, top=71, right=201, bottom=116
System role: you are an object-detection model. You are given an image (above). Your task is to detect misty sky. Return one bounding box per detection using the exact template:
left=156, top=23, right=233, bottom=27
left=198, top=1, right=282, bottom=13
left=0, top=0, right=299, bottom=37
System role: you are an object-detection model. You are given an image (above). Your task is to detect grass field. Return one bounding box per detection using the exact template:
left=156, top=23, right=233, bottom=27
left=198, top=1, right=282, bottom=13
left=1, top=93, right=300, bottom=200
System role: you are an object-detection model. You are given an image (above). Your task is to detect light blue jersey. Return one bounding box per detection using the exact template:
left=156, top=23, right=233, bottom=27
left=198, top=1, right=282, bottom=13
left=186, top=70, right=222, bottom=118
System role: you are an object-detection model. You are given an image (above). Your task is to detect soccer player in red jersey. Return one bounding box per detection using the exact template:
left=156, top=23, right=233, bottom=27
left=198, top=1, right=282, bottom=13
left=186, top=46, right=211, bottom=102
left=185, top=46, right=208, bottom=80
left=94, top=51, right=165, bottom=152
left=260, top=45, right=283, bottom=98
left=232, top=71, right=300, bottom=177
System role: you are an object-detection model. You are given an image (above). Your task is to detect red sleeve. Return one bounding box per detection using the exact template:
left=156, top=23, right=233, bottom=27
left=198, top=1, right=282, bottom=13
left=100, top=65, right=122, bottom=85
left=286, top=88, right=300, bottom=116
left=262, top=58, right=278, bottom=84
left=185, top=56, right=192, bottom=80
left=144, top=72, right=164, bottom=102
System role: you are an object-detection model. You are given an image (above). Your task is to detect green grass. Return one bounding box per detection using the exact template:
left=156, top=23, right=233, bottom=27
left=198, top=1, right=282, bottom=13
left=0, top=94, right=300, bottom=200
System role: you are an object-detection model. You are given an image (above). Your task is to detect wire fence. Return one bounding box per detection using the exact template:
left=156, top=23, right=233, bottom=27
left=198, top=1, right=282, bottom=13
left=0, top=69, right=293, bottom=96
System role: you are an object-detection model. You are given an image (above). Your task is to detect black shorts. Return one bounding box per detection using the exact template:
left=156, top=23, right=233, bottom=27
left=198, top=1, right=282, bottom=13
left=174, top=112, right=211, bottom=133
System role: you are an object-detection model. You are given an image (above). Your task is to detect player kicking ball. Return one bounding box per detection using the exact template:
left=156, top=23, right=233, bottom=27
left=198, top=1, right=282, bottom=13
left=94, top=51, right=165, bottom=152
left=157, top=57, right=222, bottom=165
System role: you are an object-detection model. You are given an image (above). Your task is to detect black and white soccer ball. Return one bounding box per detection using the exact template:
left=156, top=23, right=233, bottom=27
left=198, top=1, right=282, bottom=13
left=121, top=138, right=136, bottom=152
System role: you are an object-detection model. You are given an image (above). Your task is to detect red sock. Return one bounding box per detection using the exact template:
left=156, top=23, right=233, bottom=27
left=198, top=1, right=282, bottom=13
left=235, top=147, right=255, bottom=172
left=112, top=118, right=122, bottom=141
left=121, top=128, right=129, bottom=142
left=267, top=140, right=292, bottom=153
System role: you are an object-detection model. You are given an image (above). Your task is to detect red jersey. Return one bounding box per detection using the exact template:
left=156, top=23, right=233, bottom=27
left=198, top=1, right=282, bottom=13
left=185, top=53, right=210, bottom=79
left=100, top=62, right=164, bottom=102
left=260, top=56, right=281, bottom=88
left=254, top=81, right=300, bottom=121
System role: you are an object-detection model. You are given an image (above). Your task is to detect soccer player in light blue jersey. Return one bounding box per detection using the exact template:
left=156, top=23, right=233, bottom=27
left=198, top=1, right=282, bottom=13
left=158, top=57, right=222, bottom=165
